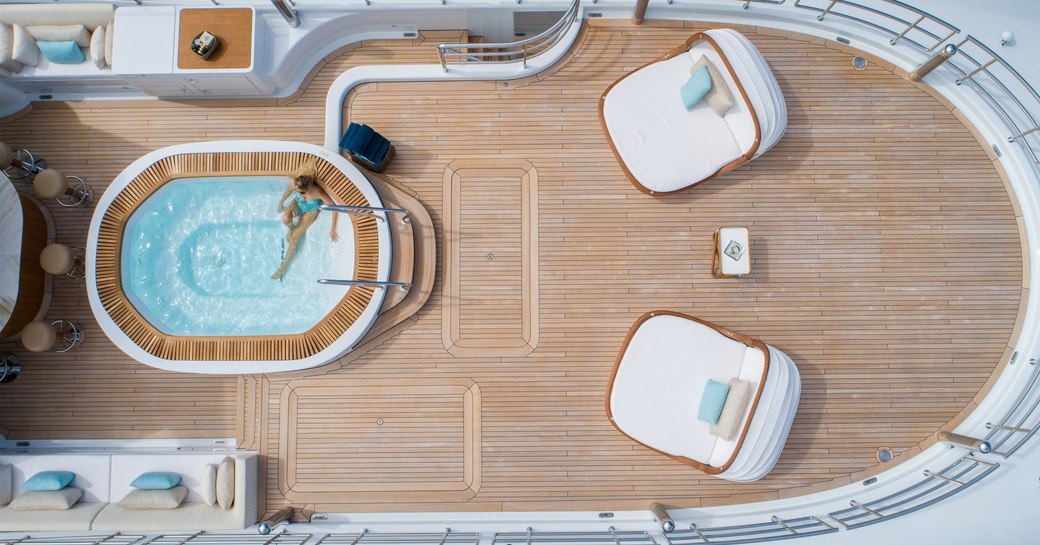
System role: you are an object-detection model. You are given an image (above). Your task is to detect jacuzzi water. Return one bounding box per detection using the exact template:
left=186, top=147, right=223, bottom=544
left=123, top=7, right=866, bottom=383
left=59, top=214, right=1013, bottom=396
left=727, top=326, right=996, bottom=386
left=122, top=176, right=352, bottom=336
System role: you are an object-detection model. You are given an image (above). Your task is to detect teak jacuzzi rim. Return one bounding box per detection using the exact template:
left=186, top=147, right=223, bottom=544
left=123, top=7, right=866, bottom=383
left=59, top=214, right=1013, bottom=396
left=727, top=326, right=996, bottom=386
left=86, top=141, right=392, bottom=374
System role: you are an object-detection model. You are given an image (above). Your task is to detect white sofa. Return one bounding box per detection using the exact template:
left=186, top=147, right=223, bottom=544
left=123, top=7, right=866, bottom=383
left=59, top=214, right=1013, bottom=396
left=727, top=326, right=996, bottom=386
left=0, top=451, right=257, bottom=531
left=0, top=4, right=115, bottom=76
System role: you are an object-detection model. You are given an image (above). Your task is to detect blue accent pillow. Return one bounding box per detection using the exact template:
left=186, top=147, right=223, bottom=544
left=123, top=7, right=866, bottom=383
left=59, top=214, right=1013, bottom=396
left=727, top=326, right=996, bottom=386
left=680, top=65, right=713, bottom=110
left=130, top=472, right=182, bottom=490
left=697, top=379, right=731, bottom=425
left=37, top=41, right=86, bottom=64
left=22, top=471, right=75, bottom=491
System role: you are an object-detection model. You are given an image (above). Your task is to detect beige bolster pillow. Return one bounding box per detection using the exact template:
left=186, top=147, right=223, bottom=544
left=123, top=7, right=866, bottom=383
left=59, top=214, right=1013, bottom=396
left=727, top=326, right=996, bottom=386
left=709, top=377, right=752, bottom=441
left=690, top=55, right=736, bottom=117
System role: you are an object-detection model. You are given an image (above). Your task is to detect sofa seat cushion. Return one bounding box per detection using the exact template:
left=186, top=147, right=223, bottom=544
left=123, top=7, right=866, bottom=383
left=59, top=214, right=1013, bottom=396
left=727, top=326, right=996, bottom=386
left=92, top=501, right=246, bottom=531
left=0, top=5, right=114, bottom=32
left=0, top=501, right=105, bottom=531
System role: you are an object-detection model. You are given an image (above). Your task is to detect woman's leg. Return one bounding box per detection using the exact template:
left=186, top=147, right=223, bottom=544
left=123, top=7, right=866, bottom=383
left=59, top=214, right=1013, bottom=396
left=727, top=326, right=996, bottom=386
left=272, top=211, right=320, bottom=279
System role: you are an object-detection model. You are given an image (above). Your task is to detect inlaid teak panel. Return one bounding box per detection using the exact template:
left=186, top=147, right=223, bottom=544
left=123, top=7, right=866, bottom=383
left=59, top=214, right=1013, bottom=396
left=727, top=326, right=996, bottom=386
left=278, top=377, right=481, bottom=503
left=442, top=159, right=539, bottom=357
left=0, top=25, right=1025, bottom=512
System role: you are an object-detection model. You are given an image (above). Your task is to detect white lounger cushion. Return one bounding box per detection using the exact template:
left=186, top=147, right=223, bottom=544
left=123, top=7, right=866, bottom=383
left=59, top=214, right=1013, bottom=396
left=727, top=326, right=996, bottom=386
left=602, top=29, right=787, bottom=194
left=603, top=50, right=743, bottom=193
left=610, top=315, right=764, bottom=464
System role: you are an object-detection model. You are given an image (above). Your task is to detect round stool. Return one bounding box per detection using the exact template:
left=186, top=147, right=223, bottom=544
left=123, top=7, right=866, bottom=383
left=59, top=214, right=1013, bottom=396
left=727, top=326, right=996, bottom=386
left=21, top=320, right=84, bottom=353
left=33, top=169, right=91, bottom=208
left=40, top=243, right=86, bottom=278
left=0, top=141, right=45, bottom=181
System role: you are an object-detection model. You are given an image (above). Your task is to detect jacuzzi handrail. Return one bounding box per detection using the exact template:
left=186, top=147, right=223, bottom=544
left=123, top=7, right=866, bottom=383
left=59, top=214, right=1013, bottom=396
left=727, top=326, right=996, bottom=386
left=318, top=278, right=410, bottom=291
left=321, top=203, right=409, bottom=223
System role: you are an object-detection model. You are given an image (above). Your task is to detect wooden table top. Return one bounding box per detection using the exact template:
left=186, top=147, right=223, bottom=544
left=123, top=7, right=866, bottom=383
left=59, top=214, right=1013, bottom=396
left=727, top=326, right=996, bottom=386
left=0, top=173, right=23, bottom=333
left=177, top=7, right=253, bottom=70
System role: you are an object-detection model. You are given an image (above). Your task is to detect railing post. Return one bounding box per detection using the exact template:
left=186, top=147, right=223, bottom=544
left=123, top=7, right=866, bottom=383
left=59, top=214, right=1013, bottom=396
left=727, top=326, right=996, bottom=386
left=816, top=0, right=837, bottom=21
left=439, top=47, right=448, bottom=72
left=632, top=0, right=650, bottom=25
left=649, top=503, right=674, bottom=533
left=909, top=43, right=957, bottom=82
left=890, top=14, right=924, bottom=46
left=1009, top=125, right=1040, bottom=143
left=955, top=58, right=997, bottom=85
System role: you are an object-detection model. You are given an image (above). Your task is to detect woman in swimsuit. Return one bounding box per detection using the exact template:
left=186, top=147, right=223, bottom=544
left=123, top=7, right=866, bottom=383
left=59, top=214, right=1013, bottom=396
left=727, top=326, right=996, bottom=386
left=271, top=161, right=339, bottom=280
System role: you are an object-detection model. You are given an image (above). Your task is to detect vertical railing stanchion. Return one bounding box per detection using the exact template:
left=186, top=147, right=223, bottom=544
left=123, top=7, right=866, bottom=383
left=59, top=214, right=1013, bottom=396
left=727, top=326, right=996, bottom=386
left=955, top=58, right=997, bottom=85
left=1009, top=125, right=1040, bottom=143
left=816, top=0, right=837, bottom=21
left=890, top=14, right=924, bottom=45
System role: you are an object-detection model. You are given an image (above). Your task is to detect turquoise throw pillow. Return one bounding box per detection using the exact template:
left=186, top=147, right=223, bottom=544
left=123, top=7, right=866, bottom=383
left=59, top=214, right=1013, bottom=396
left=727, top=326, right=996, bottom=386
left=697, top=379, right=731, bottom=425
left=130, top=472, right=182, bottom=490
left=22, top=470, right=75, bottom=491
left=37, top=41, right=86, bottom=64
left=680, top=65, right=713, bottom=110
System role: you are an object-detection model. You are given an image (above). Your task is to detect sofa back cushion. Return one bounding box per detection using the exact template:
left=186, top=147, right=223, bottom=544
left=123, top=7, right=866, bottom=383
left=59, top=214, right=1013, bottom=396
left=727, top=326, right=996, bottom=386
left=0, top=454, right=112, bottom=503
left=0, top=4, right=114, bottom=32
left=110, top=453, right=239, bottom=504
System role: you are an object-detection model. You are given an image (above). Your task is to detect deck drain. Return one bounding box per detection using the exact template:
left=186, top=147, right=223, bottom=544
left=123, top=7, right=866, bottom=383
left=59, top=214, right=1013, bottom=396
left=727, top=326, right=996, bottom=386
left=876, top=447, right=893, bottom=463
left=487, top=252, right=495, bottom=260
left=853, top=56, right=868, bottom=70
left=376, top=418, right=384, bottom=425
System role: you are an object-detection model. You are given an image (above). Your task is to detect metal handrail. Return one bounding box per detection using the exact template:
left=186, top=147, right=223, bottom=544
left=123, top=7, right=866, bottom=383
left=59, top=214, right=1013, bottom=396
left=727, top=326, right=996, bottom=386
left=492, top=528, right=658, bottom=545
left=437, top=0, right=579, bottom=71
left=943, top=36, right=1040, bottom=164
left=318, top=279, right=410, bottom=291
left=735, top=0, right=786, bottom=8
left=321, top=203, right=409, bottom=223
left=828, top=457, right=998, bottom=529
left=982, top=358, right=1040, bottom=456
left=792, top=0, right=958, bottom=51
left=664, top=516, right=836, bottom=544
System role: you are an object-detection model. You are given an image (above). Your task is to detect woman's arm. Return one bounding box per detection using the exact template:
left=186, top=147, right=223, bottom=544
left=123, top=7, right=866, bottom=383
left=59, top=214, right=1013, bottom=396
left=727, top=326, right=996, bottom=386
left=318, top=187, right=339, bottom=242
left=276, top=186, right=293, bottom=212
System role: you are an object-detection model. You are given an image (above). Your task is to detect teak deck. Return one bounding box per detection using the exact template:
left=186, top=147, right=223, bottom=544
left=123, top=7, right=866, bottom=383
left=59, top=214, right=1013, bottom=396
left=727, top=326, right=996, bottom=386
left=0, top=23, right=1025, bottom=515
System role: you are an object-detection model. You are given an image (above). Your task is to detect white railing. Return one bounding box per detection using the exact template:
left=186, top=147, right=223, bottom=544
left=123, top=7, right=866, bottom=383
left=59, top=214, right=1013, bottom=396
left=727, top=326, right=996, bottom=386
left=664, top=516, right=837, bottom=543
left=828, top=457, right=999, bottom=529
left=437, top=0, right=580, bottom=71
left=792, top=0, right=958, bottom=51
left=945, top=36, right=1040, bottom=164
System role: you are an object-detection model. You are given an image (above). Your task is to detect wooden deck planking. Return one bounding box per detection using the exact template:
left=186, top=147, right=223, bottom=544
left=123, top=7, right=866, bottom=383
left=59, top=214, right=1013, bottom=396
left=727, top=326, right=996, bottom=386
left=0, top=23, right=1023, bottom=513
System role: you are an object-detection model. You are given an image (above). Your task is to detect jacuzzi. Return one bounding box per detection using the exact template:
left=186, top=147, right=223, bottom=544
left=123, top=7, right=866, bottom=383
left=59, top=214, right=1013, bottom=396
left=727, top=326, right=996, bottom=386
left=86, top=141, right=392, bottom=374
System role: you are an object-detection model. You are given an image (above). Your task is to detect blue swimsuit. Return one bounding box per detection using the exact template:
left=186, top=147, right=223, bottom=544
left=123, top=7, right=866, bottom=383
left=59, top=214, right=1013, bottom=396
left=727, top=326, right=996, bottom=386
left=294, top=193, right=323, bottom=214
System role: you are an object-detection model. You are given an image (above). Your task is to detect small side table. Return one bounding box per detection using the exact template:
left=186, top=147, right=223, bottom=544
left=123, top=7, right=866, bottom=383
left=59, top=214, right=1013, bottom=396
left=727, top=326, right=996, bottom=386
left=712, top=227, right=751, bottom=278
left=177, top=8, right=254, bottom=71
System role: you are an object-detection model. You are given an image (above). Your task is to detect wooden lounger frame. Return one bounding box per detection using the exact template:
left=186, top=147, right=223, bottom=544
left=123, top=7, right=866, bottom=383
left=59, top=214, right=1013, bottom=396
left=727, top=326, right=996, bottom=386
left=598, top=31, right=763, bottom=196
left=604, top=310, right=771, bottom=474
left=95, top=151, right=380, bottom=363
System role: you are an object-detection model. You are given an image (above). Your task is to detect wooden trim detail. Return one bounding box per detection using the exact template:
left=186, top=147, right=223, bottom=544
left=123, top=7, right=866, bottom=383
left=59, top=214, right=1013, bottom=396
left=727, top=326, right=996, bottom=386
left=441, top=159, right=539, bottom=357
left=604, top=310, right=771, bottom=475
left=94, top=151, right=380, bottom=362
left=598, top=31, right=763, bottom=196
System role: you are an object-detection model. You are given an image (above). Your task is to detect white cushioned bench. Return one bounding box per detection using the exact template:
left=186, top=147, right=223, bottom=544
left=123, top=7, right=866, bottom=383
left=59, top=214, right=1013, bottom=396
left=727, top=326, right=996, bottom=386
left=0, top=450, right=257, bottom=531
